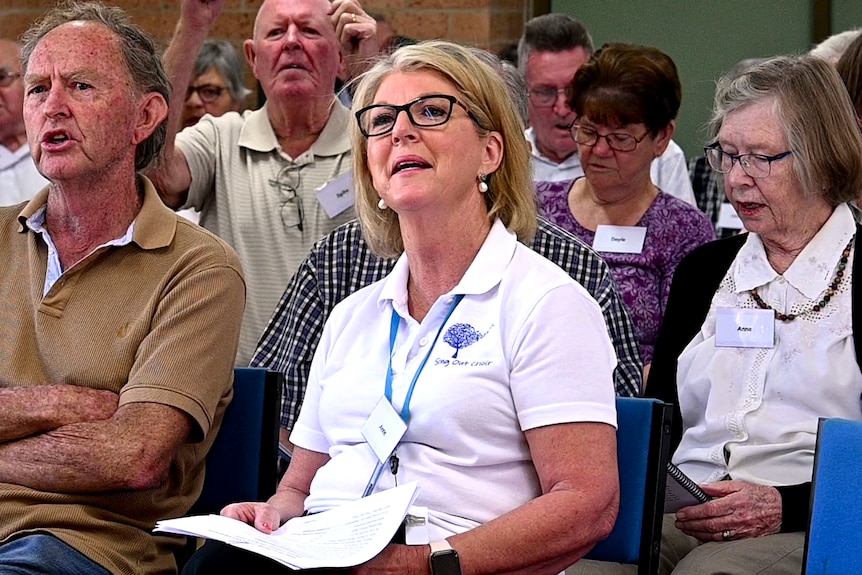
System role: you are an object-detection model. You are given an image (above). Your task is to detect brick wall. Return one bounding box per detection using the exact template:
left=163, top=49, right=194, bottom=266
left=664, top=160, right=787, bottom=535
left=0, top=0, right=528, bottom=59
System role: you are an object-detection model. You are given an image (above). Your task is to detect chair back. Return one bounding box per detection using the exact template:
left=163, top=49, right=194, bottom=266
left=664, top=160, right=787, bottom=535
left=192, top=367, right=283, bottom=514
left=803, top=417, right=862, bottom=575
left=584, top=397, right=672, bottom=575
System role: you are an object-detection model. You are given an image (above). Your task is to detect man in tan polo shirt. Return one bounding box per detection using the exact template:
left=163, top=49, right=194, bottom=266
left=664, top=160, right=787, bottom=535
left=149, top=0, right=378, bottom=366
left=0, top=2, right=245, bottom=574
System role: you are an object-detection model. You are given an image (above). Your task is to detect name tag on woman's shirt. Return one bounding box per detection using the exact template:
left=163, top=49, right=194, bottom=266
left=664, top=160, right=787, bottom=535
left=715, top=308, right=775, bottom=348
left=593, top=225, right=646, bottom=254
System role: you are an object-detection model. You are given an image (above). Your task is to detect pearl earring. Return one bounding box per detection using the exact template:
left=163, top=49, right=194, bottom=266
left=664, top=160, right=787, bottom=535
left=377, top=198, right=387, bottom=210
left=478, top=173, right=489, bottom=193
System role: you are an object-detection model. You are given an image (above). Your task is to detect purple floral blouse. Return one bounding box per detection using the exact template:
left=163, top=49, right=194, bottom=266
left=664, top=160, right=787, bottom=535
left=535, top=179, right=715, bottom=364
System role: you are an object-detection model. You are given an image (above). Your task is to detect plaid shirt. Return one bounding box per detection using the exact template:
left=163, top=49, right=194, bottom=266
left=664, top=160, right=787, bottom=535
left=251, top=218, right=643, bottom=431
left=689, top=154, right=744, bottom=240
left=689, top=154, right=722, bottom=230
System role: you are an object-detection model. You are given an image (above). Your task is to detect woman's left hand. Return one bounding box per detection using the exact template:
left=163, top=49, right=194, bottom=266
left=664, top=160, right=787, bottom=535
left=674, top=480, right=783, bottom=542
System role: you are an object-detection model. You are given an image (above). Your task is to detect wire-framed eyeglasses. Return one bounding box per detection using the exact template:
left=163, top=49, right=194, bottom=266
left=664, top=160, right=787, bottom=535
left=268, top=165, right=304, bottom=232
left=0, top=68, right=21, bottom=88
left=704, top=144, right=792, bottom=179
left=186, top=84, right=228, bottom=104
left=355, top=94, right=482, bottom=138
left=570, top=124, right=650, bottom=153
left=528, top=86, right=567, bottom=108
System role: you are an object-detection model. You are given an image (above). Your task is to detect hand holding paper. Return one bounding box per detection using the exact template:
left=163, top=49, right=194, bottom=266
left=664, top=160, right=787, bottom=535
left=155, top=482, right=420, bottom=570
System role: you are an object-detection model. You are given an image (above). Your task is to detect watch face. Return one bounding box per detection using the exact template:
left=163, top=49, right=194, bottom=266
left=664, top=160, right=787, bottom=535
left=431, top=550, right=461, bottom=575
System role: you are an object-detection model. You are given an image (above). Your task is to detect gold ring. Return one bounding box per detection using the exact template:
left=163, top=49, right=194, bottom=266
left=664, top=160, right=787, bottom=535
left=721, top=530, right=732, bottom=542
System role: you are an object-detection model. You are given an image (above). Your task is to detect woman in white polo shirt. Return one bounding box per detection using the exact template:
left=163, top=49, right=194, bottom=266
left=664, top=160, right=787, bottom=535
left=184, top=40, right=618, bottom=575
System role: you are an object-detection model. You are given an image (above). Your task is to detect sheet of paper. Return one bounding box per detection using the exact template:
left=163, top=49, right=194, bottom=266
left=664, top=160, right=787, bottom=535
left=155, top=481, right=420, bottom=569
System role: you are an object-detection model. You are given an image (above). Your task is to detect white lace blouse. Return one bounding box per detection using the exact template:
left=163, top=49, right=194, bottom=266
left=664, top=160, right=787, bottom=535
left=673, top=203, right=862, bottom=486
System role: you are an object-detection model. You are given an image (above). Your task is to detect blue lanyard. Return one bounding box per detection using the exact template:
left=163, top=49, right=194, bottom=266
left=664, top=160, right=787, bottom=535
left=384, top=293, right=464, bottom=423
left=362, top=294, right=463, bottom=497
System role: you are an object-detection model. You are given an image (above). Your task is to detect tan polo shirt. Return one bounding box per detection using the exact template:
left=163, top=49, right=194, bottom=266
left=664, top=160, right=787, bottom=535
left=0, top=177, right=246, bottom=575
left=177, top=102, right=356, bottom=365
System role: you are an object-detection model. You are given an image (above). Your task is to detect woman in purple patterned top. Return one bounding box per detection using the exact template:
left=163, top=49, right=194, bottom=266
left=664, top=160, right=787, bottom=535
left=536, top=44, right=715, bottom=378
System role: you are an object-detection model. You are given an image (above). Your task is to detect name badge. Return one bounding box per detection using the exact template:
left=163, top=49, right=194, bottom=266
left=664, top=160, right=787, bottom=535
left=316, top=171, right=355, bottom=218
left=592, top=225, right=647, bottom=254
left=715, top=308, right=775, bottom=348
left=361, top=397, right=407, bottom=464
left=718, top=203, right=744, bottom=230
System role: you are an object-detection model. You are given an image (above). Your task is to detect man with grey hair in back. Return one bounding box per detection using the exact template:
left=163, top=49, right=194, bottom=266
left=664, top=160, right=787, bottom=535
left=0, top=2, right=245, bottom=573
left=519, top=13, right=697, bottom=205
left=0, top=39, right=47, bottom=206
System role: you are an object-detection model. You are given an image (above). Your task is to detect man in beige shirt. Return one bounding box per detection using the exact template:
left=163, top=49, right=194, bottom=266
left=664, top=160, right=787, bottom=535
left=0, top=3, right=245, bottom=574
left=149, top=0, right=378, bottom=365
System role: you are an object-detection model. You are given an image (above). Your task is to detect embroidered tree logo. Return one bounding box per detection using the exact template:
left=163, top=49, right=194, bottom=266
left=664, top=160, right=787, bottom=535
left=443, top=323, right=490, bottom=358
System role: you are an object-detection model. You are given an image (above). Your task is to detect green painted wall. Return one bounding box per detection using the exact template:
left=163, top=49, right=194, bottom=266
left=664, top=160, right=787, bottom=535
left=834, top=0, right=862, bottom=31
left=550, top=1, right=814, bottom=159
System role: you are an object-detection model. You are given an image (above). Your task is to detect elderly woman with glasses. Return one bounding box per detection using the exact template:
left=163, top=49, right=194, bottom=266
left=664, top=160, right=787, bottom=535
left=535, top=43, right=714, bottom=383
left=182, top=40, right=619, bottom=575
left=630, top=55, right=862, bottom=575
left=181, top=39, right=251, bottom=129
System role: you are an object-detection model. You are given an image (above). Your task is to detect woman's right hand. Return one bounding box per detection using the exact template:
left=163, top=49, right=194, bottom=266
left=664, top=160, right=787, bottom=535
left=220, top=502, right=283, bottom=534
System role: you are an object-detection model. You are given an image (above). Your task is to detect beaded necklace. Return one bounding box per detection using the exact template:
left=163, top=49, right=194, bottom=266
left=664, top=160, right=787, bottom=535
left=749, top=236, right=854, bottom=322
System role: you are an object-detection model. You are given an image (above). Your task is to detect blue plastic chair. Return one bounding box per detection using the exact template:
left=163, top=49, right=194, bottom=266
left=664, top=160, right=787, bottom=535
left=584, top=397, right=672, bottom=575
left=192, top=367, right=283, bottom=514
left=802, top=417, right=862, bottom=575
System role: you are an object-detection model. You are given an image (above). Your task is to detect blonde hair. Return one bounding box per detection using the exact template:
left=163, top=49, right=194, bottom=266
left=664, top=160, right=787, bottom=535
left=350, top=40, right=536, bottom=258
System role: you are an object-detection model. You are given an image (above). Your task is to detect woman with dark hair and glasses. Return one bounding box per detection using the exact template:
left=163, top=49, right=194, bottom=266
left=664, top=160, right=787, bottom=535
left=628, top=55, right=862, bottom=575
left=183, top=40, right=619, bottom=575
left=535, top=43, right=714, bottom=383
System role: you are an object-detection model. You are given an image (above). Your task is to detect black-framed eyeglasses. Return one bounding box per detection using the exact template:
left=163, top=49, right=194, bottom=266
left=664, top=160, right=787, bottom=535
left=355, top=94, right=482, bottom=138
left=571, top=124, right=650, bottom=153
left=528, top=86, right=567, bottom=108
left=0, top=68, right=21, bottom=88
left=704, top=144, right=792, bottom=179
left=186, top=84, right=228, bottom=104
left=268, top=165, right=304, bottom=232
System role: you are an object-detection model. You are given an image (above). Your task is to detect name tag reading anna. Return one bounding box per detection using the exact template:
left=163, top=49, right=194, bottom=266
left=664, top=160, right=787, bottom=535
left=316, top=170, right=355, bottom=218
left=715, top=308, right=775, bottom=348
left=592, top=225, right=647, bottom=254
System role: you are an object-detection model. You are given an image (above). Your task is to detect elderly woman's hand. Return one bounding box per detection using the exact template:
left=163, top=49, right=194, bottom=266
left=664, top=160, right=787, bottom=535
left=674, top=480, right=783, bottom=542
left=220, top=501, right=283, bottom=534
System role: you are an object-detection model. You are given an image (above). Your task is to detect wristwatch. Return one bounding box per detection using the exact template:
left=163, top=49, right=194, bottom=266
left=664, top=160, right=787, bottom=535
left=429, top=539, right=462, bottom=575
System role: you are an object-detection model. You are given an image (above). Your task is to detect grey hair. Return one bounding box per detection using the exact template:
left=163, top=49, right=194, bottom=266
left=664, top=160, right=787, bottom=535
left=194, top=39, right=252, bottom=102
left=20, top=0, right=170, bottom=171
left=709, top=54, right=862, bottom=206
left=810, top=28, right=862, bottom=66
left=517, top=13, right=593, bottom=76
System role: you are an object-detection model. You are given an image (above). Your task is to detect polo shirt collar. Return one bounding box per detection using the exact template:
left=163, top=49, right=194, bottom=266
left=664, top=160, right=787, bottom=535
left=379, top=218, right=517, bottom=311
left=237, top=100, right=352, bottom=158
left=734, top=203, right=855, bottom=299
left=17, top=175, right=176, bottom=251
